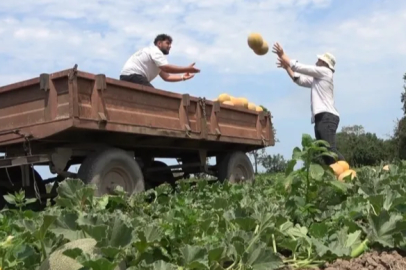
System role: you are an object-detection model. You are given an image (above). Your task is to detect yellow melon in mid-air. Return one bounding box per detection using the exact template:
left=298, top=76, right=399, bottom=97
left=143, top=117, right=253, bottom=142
left=218, top=93, right=231, bottom=103
left=247, top=33, right=263, bottom=50
left=337, top=160, right=350, bottom=171
left=223, top=101, right=234, bottom=106
left=330, top=162, right=345, bottom=177
left=253, top=41, right=269, bottom=56
left=338, top=169, right=357, bottom=182
left=248, top=102, right=256, bottom=110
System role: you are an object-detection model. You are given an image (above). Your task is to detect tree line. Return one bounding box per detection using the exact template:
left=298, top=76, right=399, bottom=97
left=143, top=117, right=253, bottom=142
left=252, top=72, right=406, bottom=172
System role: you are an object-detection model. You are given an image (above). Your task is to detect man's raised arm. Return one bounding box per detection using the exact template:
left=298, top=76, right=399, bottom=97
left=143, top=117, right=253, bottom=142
left=160, top=63, right=200, bottom=74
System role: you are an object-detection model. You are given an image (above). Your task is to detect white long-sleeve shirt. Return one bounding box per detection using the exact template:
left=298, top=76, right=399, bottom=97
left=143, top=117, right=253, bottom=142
left=290, top=59, right=339, bottom=124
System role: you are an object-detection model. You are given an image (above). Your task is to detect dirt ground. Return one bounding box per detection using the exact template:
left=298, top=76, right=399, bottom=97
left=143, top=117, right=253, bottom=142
left=299, top=250, right=406, bottom=270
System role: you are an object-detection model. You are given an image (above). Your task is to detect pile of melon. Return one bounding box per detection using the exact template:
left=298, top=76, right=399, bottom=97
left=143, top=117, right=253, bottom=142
left=330, top=161, right=357, bottom=182
left=247, top=32, right=269, bottom=56
left=214, top=93, right=263, bottom=112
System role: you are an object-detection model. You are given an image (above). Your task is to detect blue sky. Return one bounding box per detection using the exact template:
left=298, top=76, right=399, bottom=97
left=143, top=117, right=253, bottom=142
left=0, top=0, right=405, bottom=178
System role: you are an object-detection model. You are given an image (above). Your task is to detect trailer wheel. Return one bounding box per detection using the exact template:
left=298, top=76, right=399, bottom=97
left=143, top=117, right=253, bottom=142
left=218, top=151, right=255, bottom=183
left=144, top=160, right=176, bottom=190
left=78, top=148, right=145, bottom=196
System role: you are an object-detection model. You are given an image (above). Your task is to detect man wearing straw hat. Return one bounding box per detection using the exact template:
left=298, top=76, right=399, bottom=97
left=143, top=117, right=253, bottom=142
left=272, top=42, right=345, bottom=165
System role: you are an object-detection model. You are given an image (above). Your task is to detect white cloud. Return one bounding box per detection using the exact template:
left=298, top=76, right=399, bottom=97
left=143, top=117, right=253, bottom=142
left=0, top=0, right=405, bottom=167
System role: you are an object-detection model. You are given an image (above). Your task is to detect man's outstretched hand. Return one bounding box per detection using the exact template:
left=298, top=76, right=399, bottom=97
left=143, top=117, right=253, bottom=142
left=183, top=72, right=195, bottom=81
left=272, top=42, right=284, bottom=57
left=188, top=62, right=200, bottom=73
left=272, top=42, right=290, bottom=68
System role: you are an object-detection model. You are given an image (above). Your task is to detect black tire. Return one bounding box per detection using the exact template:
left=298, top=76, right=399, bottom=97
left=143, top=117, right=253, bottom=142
left=144, top=160, right=176, bottom=189
left=0, top=166, right=45, bottom=210
left=78, top=148, right=145, bottom=196
left=218, top=151, right=255, bottom=183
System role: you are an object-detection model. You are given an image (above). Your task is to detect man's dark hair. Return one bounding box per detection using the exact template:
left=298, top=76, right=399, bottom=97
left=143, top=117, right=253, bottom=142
left=154, top=34, right=172, bottom=45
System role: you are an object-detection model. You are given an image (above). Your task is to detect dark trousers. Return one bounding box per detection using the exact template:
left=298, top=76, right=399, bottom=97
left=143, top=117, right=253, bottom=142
left=314, top=112, right=345, bottom=165
left=120, top=74, right=154, bottom=88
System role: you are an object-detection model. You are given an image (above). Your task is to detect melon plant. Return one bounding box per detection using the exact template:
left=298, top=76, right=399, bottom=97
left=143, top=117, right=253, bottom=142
left=2, top=134, right=406, bottom=270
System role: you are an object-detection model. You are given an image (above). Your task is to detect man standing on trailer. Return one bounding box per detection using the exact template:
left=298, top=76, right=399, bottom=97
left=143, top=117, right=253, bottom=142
left=120, top=34, right=200, bottom=88
left=272, top=42, right=345, bottom=165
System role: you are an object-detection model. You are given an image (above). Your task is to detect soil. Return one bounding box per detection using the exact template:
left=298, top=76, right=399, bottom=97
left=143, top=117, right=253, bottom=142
left=297, top=250, right=406, bottom=270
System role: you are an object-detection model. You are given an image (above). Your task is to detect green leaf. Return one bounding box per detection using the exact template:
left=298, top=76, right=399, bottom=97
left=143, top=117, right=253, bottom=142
left=151, top=260, right=177, bottom=270
left=36, top=215, right=58, bottom=241
left=81, top=224, right=108, bottom=242
left=180, top=245, right=209, bottom=269
left=285, top=159, right=297, bottom=176
left=313, top=139, right=331, bottom=148
left=15, top=244, right=41, bottom=267
left=105, top=215, right=134, bottom=248
left=292, top=147, right=302, bottom=160
left=345, top=230, right=362, bottom=249
left=208, top=246, right=226, bottom=263
left=301, top=134, right=314, bottom=148
left=309, top=164, right=324, bottom=180
left=244, top=245, right=284, bottom=270
left=329, top=180, right=349, bottom=193
left=3, top=194, right=16, bottom=205
left=50, top=210, right=83, bottom=241
left=309, top=222, right=329, bottom=239
left=55, top=179, right=95, bottom=208
left=367, top=211, right=404, bottom=248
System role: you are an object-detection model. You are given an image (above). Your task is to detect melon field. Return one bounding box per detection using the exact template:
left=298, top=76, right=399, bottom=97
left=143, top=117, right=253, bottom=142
left=2, top=134, right=406, bottom=270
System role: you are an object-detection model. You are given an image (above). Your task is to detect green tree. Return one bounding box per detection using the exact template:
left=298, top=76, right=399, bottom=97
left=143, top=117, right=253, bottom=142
left=392, top=73, right=406, bottom=160
left=249, top=148, right=267, bottom=174
left=400, top=72, right=406, bottom=115
left=259, top=153, right=288, bottom=173
left=336, top=125, right=393, bottom=167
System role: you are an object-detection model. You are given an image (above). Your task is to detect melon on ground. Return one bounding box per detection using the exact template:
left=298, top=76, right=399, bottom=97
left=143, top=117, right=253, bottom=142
left=247, top=33, right=263, bottom=50
left=383, top=164, right=390, bottom=171
left=330, top=162, right=345, bottom=177
left=337, top=160, right=350, bottom=171
left=253, top=41, right=269, bottom=56
left=39, top=238, right=125, bottom=270
left=338, top=169, right=357, bottom=182
left=218, top=93, right=231, bottom=103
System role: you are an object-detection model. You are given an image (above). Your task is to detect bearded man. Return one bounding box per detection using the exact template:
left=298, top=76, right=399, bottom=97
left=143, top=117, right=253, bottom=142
left=120, top=34, right=200, bottom=87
